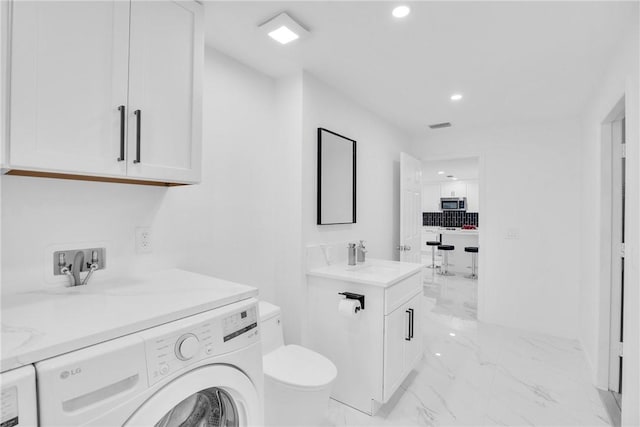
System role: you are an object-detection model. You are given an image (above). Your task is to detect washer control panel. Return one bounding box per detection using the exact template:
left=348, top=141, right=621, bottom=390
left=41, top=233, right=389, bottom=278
left=140, top=298, right=259, bottom=385
left=223, top=306, right=257, bottom=343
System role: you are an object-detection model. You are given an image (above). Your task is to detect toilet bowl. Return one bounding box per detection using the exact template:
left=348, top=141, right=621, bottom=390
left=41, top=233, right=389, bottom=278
left=259, top=301, right=337, bottom=426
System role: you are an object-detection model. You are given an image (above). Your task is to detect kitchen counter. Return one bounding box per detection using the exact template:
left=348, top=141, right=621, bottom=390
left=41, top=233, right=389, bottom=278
left=1, top=269, right=258, bottom=372
left=424, top=226, right=479, bottom=236
left=307, top=258, right=423, bottom=287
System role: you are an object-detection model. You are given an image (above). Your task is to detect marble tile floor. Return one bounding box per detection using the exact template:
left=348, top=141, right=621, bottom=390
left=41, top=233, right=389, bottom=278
left=327, top=273, right=611, bottom=427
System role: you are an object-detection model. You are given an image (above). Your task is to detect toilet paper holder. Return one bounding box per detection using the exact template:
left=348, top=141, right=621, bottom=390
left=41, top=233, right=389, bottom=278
left=338, top=292, right=365, bottom=311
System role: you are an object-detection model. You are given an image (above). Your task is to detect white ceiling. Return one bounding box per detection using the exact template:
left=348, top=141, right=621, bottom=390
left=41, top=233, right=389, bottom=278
left=204, top=1, right=638, bottom=137
left=422, top=157, right=479, bottom=182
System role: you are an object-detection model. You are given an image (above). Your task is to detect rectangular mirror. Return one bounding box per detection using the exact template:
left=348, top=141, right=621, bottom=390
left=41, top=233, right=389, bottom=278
left=317, top=128, right=356, bottom=225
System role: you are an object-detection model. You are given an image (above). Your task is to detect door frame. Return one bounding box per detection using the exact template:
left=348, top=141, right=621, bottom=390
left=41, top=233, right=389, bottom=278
left=596, top=97, right=625, bottom=392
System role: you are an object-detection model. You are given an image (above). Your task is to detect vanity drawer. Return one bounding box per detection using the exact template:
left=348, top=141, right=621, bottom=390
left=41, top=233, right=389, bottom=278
left=384, top=272, right=421, bottom=315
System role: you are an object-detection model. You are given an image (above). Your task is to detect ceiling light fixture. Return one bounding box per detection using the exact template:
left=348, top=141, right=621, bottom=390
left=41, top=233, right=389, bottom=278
left=392, top=5, right=411, bottom=18
left=452, top=177, right=458, bottom=181
left=450, top=93, right=463, bottom=101
left=437, top=171, right=445, bottom=175
left=435, top=352, right=441, bottom=357
left=259, top=12, right=309, bottom=45
left=449, top=332, right=456, bottom=337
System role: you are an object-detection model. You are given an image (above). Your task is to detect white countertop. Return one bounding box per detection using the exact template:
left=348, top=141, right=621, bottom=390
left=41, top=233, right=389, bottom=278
left=424, top=227, right=479, bottom=236
left=307, top=258, right=423, bottom=287
left=1, top=269, right=258, bottom=372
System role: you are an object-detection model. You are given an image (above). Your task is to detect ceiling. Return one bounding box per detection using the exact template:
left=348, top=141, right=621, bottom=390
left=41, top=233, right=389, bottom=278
left=422, top=157, right=479, bottom=182
left=204, top=1, right=638, bottom=137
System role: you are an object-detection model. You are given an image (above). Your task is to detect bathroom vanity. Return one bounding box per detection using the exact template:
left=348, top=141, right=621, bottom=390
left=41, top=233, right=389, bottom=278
left=306, top=259, right=423, bottom=415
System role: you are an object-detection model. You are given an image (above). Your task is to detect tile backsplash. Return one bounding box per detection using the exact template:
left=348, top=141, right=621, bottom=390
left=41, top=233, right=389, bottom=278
left=423, top=212, right=479, bottom=227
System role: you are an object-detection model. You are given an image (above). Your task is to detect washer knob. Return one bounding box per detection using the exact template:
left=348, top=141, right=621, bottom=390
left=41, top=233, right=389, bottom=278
left=175, top=334, right=200, bottom=360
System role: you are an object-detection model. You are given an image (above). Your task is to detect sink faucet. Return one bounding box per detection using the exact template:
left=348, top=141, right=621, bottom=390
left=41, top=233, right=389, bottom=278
left=71, top=251, right=84, bottom=286
left=57, top=249, right=101, bottom=287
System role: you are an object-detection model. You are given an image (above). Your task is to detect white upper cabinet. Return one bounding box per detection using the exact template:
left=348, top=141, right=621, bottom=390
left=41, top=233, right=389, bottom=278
left=6, top=0, right=202, bottom=185
left=126, top=0, right=202, bottom=183
left=440, top=181, right=467, bottom=198
left=9, top=1, right=130, bottom=177
left=466, top=180, right=480, bottom=211
left=421, top=183, right=440, bottom=212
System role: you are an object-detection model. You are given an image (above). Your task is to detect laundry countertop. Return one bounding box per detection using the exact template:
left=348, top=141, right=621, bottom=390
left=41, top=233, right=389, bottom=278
left=1, top=269, right=258, bottom=372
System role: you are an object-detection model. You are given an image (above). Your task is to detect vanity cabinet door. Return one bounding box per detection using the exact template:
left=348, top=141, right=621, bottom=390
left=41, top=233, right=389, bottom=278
left=126, top=0, right=203, bottom=184
left=403, top=293, right=424, bottom=369
left=9, top=1, right=130, bottom=176
left=383, top=304, right=410, bottom=401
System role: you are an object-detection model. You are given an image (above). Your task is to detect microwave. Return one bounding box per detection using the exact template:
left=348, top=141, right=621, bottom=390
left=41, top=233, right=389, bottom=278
left=440, top=197, right=467, bottom=211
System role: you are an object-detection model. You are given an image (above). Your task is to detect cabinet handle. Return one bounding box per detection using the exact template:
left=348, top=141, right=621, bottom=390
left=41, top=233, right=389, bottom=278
left=409, top=308, right=414, bottom=339
left=133, top=109, right=141, bottom=164
left=405, top=309, right=411, bottom=341
left=117, top=105, right=125, bottom=161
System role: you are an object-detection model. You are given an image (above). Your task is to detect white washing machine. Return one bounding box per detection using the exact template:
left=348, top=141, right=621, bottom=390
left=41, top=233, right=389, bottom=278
left=1, top=365, right=38, bottom=426
left=35, top=297, right=263, bottom=426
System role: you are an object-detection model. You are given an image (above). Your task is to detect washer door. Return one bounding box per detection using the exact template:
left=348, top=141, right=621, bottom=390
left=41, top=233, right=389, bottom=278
left=125, top=365, right=260, bottom=427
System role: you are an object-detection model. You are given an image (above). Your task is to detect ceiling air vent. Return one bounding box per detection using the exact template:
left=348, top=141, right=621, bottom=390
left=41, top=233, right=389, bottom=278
left=429, top=122, right=452, bottom=129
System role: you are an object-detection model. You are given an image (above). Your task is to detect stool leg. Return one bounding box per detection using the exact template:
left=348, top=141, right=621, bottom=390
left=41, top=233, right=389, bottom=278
left=439, top=251, right=455, bottom=276
left=465, top=253, right=478, bottom=279
left=427, top=246, right=436, bottom=268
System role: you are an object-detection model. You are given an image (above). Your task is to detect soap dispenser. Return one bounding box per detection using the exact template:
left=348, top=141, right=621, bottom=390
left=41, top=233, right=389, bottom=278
left=357, top=240, right=367, bottom=263
left=347, top=243, right=357, bottom=266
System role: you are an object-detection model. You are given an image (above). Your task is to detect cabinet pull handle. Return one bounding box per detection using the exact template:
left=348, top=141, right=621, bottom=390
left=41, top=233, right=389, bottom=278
left=405, top=309, right=411, bottom=341
left=133, top=109, right=141, bottom=164
left=409, top=308, right=414, bottom=339
left=117, top=105, right=125, bottom=161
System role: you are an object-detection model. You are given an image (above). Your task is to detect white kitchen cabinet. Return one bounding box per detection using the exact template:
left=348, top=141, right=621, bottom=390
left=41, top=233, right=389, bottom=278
left=421, top=182, right=440, bottom=212
left=5, top=0, right=202, bottom=185
left=440, top=181, right=467, bottom=198
left=306, top=260, right=424, bottom=415
left=466, top=180, right=479, bottom=211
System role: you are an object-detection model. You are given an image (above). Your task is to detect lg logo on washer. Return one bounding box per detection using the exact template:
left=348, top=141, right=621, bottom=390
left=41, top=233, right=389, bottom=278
left=59, top=368, right=82, bottom=379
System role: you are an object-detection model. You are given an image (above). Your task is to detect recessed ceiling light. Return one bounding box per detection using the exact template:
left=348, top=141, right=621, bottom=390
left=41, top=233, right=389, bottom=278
left=268, top=26, right=299, bottom=44
left=435, top=352, right=441, bottom=357
left=450, top=93, right=463, bottom=101
left=452, top=177, right=458, bottom=181
left=259, top=12, right=309, bottom=45
left=437, top=171, right=445, bottom=175
left=449, top=332, right=456, bottom=337
left=392, top=5, right=411, bottom=18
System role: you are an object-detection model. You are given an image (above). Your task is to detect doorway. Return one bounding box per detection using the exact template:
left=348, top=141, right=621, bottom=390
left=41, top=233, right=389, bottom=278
left=420, top=156, right=480, bottom=320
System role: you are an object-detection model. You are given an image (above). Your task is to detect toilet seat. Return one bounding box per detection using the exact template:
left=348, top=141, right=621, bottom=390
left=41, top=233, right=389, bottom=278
left=263, top=345, right=337, bottom=390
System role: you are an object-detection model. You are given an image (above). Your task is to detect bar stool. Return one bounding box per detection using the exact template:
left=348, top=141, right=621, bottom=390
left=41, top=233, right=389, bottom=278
left=426, top=241, right=441, bottom=268
left=465, top=246, right=479, bottom=279
left=437, top=245, right=455, bottom=276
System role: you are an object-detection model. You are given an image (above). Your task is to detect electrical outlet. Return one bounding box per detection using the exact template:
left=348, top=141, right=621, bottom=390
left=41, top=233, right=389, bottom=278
left=505, top=228, right=520, bottom=240
left=135, top=227, right=152, bottom=253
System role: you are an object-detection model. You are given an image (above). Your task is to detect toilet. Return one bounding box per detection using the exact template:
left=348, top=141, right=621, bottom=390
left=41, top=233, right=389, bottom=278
left=259, top=301, right=338, bottom=426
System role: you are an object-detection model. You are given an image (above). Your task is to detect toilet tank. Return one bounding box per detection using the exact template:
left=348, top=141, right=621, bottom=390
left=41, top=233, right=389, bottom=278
left=259, top=301, right=284, bottom=355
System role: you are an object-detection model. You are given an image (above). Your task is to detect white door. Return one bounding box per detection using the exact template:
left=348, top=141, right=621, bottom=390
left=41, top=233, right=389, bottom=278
left=124, top=365, right=261, bottom=426
left=400, top=152, right=422, bottom=263
left=127, top=0, right=203, bottom=184
left=9, top=1, right=130, bottom=176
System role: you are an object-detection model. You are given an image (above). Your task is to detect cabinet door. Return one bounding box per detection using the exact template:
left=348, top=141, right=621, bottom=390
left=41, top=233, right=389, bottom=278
left=127, top=0, right=203, bottom=183
left=440, top=181, right=467, bottom=198
left=383, top=305, right=411, bottom=402
left=404, top=294, right=424, bottom=370
left=9, top=1, right=130, bottom=176
left=466, top=180, right=479, bottom=212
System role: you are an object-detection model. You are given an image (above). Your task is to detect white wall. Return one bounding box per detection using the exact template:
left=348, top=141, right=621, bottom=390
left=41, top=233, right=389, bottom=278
left=579, top=19, right=639, bottom=426
left=301, top=72, right=414, bottom=261
left=2, top=47, right=279, bottom=305
left=413, top=119, right=582, bottom=340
